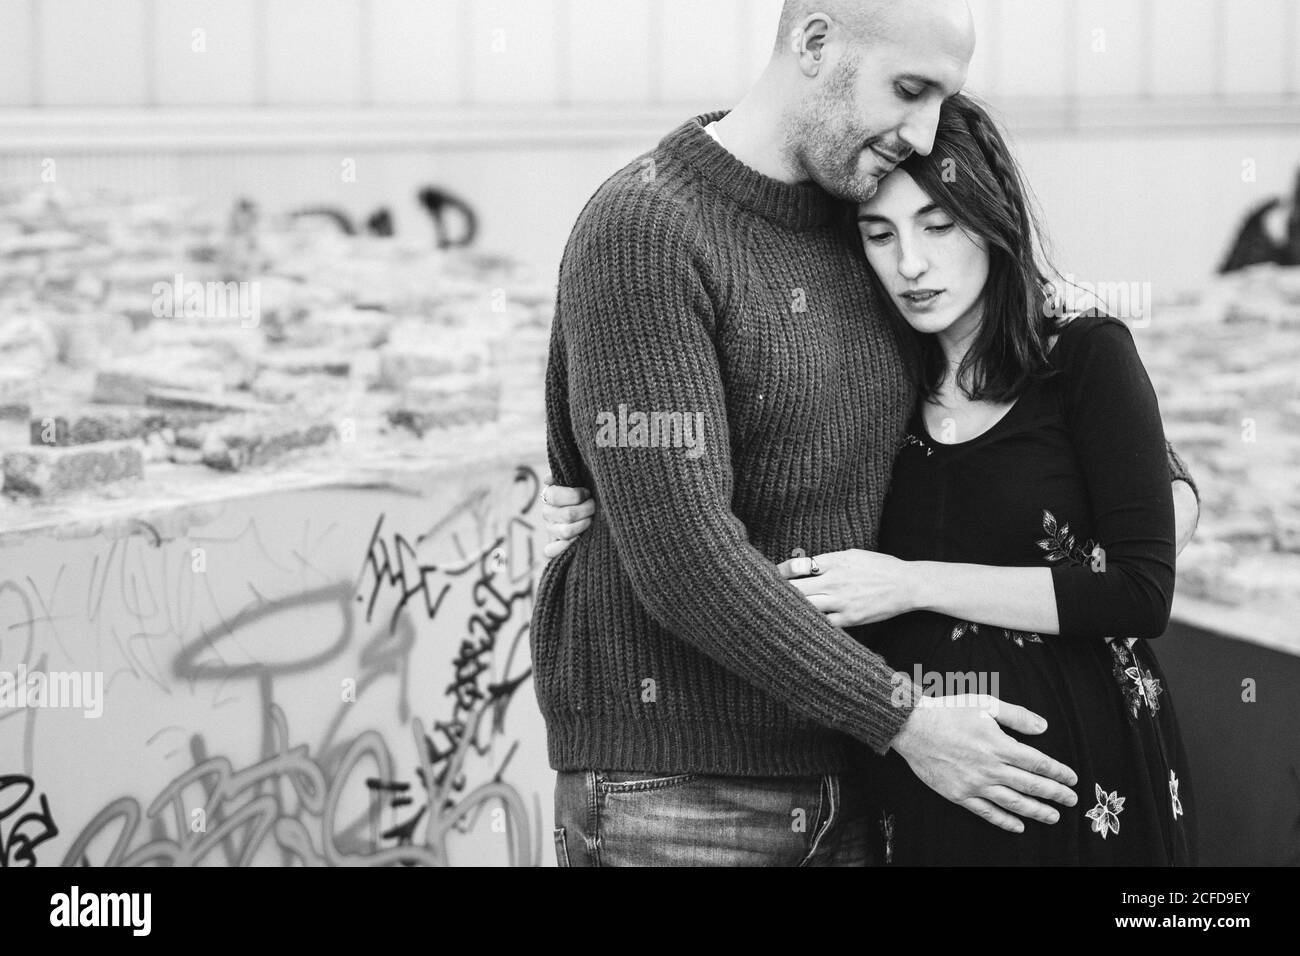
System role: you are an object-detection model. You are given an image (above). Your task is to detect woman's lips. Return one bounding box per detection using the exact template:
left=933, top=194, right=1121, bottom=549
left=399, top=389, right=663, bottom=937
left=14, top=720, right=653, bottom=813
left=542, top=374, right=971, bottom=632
left=900, top=289, right=945, bottom=310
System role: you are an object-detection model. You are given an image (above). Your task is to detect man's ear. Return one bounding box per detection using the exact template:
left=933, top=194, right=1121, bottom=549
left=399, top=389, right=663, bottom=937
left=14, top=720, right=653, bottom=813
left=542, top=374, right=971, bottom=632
left=794, top=15, right=833, bottom=74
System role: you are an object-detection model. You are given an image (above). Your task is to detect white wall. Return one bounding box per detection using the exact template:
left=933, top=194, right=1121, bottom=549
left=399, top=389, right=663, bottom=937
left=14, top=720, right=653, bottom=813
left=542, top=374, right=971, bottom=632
left=0, top=0, right=1297, bottom=289
left=1, top=0, right=1296, bottom=107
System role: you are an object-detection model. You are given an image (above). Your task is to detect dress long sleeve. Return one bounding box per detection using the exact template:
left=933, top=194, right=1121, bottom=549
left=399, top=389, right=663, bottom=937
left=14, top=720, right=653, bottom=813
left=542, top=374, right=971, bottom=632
left=1052, top=317, right=1177, bottom=638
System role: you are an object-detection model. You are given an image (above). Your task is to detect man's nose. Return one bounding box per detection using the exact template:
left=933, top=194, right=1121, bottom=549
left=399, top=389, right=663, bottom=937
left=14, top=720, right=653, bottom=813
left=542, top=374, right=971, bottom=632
left=899, top=102, right=942, bottom=158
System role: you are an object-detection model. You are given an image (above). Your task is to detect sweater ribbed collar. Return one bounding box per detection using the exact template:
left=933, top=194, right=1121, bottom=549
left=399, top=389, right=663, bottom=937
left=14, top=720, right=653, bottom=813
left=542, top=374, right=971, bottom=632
left=663, top=109, right=843, bottom=232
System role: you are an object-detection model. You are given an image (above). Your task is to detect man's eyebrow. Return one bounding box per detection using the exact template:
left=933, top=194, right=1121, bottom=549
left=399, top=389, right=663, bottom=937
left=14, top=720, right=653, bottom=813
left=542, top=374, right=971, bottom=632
left=856, top=203, right=941, bottom=223
left=895, top=73, right=940, bottom=90
left=896, top=73, right=960, bottom=97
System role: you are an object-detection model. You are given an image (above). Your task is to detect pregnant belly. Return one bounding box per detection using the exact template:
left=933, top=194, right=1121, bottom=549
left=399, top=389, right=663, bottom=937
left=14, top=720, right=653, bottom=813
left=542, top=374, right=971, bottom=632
left=866, top=611, right=1121, bottom=728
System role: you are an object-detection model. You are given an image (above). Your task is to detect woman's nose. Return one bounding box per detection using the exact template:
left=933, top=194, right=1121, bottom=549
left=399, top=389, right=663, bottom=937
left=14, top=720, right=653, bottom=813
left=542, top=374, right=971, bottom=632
left=897, top=242, right=928, bottom=280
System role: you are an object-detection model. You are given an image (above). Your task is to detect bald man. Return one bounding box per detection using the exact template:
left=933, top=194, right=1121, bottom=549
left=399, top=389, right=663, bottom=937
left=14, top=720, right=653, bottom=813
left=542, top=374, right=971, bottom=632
left=534, top=0, right=1199, bottom=867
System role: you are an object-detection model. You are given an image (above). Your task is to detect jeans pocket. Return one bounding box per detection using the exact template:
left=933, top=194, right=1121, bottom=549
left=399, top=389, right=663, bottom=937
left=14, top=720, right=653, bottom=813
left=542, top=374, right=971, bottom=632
left=553, top=826, right=571, bottom=868
left=597, top=770, right=702, bottom=793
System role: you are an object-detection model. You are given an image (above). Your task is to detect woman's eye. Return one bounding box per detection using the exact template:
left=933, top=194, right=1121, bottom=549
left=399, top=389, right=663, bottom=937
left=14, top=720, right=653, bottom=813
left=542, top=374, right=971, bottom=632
left=864, top=232, right=894, bottom=245
left=926, top=222, right=955, bottom=234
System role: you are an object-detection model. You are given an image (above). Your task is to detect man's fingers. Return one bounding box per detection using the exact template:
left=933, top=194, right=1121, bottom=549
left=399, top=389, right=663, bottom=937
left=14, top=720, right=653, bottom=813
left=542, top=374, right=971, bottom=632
left=987, top=699, right=1049, bottom=735
left=995, top=739, right=1079, bottom=788
left=959, top=797, right=1025, bottom=834
left=993, top=766, right=1079, bottom=808
left=982, top=785, right=1061, bottom=826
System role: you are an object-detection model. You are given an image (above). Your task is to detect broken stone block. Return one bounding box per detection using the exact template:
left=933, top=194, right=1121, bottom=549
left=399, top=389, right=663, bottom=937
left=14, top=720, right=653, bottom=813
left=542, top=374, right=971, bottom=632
left=386, top=377, right=501, bottom=438
left=3, top=440, right=144, bottom=497
left=93, top=354, right=227, bottom=404
left=143, top=388, right=271, bottom=416
left=0, top=367, right=39, bottom=420
left=377, top=331, right=488, bottom=389
left=27, top=405, right=221, bottom=447
left=257, top=347, right=351, bottom=377
left=198, top=415, right=338, bottom=471
left=386, top=404, right=499, bottom=438
left=0, top=230, right=84, bottom=256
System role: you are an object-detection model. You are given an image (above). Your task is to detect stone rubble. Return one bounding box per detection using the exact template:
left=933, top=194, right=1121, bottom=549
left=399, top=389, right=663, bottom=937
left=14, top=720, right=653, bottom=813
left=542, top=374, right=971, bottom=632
left=0, top=185, right=551, bottom=496
left=1129, top=264, right=1300, bottom=620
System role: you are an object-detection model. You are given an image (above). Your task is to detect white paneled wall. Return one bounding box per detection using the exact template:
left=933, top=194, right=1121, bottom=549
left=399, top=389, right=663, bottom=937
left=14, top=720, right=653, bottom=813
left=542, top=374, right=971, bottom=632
left=154, top=0, right=259, bottom=105
left=0, top=0, right=1297, bottom=289
left=368, top=0, right=468, bottom=105
left=2, top=0, right=1298, bottom=108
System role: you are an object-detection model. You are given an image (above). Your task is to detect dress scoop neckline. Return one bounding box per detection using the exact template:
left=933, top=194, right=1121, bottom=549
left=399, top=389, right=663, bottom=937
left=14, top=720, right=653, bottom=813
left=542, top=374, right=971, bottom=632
left=914, top=320, right=1073, bottom=449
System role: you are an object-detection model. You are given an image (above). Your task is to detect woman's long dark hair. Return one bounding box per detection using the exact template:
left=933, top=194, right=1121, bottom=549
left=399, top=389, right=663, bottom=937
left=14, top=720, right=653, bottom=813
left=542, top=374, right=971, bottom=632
left=867, top=92, right=1063, bottom=403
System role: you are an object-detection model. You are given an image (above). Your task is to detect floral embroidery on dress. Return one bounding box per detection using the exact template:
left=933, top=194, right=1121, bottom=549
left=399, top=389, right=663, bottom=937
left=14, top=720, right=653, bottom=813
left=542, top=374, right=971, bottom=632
left=950, top=621, right=981, bottom=640
left=880, top=812, right=895, bottom=864
left=1002, top=629, right=1044, bottom=647
left=1036, top=509, right=1102, bottom=569
left=949, top=620, right=1043, bottom=645
left=948, top=510, right=1108, bottom=648
left=901, top=432, right=933, bottom=457
left=1085, top=783, right=1125, bottom=839
left=1107, top=640, right=1164, bottom=719
left=1169, top=770, right=1184, bottom=820
left=1125, top=664, right=1164, bottom=714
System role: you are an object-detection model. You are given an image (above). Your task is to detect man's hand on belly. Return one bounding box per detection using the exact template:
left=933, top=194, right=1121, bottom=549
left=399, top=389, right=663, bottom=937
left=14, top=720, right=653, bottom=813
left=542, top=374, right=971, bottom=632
left=888, top=694, right=1080, bottom=833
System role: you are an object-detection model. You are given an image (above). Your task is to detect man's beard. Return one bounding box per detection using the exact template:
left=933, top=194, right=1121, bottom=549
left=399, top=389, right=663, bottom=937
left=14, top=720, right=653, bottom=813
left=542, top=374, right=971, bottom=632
left=791, top=58, right=884, bottom=203
left=795, top=120, right=883, bottom=204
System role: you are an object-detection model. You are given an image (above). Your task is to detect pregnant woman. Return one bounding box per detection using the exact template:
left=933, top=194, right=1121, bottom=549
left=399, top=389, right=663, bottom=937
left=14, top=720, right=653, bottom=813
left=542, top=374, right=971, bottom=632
left=539, top=93, right=1195, bottom=866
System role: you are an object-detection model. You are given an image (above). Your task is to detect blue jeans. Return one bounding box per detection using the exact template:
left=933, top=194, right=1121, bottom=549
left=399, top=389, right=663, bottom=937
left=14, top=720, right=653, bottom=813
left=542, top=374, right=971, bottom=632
left=552, top=769, right=871, bottom=866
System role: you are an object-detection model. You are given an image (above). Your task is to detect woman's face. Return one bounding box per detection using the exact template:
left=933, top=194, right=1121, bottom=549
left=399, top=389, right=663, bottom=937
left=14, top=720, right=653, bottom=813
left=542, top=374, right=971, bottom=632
left=856, top=169, right=989, bottom=337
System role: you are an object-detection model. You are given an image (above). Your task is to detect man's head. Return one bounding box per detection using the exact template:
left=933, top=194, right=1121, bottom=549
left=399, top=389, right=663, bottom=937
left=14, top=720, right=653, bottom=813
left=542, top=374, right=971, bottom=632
left=773, top=0, right=975, bottom=203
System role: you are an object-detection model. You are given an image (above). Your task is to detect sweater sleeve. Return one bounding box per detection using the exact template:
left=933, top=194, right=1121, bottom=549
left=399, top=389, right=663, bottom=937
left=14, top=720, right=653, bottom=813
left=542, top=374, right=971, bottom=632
left=552, top=195, right=914, bottom=754
left=1052, top=318, right=1177, bottom=638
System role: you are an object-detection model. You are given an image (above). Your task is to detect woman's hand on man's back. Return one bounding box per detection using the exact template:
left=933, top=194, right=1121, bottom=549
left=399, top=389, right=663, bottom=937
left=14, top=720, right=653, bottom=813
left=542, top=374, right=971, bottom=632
left=541, top=474, right=596, bottom=558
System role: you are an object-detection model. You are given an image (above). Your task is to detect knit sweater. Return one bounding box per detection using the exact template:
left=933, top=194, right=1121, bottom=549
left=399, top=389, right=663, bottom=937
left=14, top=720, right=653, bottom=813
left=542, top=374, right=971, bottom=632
left=532, top=109, right=1198, bottom=777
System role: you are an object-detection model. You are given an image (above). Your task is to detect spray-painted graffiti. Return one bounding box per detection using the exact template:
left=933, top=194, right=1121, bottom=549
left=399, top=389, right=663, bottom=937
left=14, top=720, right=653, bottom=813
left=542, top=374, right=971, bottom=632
left=359, top=465, right=541, bottom=865
left=1, top=460, right=551, bottom=866
left=0, top=775, right=59, bottom=866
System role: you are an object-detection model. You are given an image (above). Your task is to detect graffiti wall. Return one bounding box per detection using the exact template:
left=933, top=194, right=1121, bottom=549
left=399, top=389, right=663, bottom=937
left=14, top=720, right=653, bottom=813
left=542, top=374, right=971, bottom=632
left=0, top=456, right=551, bottom=867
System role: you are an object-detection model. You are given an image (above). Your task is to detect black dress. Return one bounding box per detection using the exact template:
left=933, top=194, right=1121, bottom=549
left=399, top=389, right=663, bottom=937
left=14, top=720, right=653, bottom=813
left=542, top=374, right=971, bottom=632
left=860, top=312, right=1196, bottom=866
